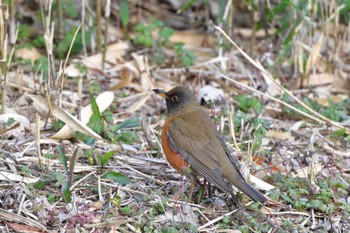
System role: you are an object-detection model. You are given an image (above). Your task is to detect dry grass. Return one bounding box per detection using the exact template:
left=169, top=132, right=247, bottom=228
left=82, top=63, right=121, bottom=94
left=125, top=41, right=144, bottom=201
left=0, top=0, right=350, bottom=232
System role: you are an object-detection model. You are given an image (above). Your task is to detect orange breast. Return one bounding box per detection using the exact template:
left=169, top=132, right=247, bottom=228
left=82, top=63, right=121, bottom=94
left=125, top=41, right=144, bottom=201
left=161, top=117, right=189, bottom=173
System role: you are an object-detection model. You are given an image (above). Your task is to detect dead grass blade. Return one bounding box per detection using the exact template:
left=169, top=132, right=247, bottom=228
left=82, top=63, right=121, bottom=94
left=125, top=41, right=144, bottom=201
left=0, top=209, right=47, bottom=231
left=51, top=91, right=114, bottom=139
left=0, top=171, right=39, bottom=183
left=215, top=26, right=349, bottom=133
left=28, top=94, right=103, bottom=140
left=125, top=91, right=152, bottom=113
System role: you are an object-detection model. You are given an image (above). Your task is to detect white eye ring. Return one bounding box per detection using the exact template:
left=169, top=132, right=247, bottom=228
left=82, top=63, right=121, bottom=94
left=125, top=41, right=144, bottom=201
left=171, top=95, right=179, bottom=102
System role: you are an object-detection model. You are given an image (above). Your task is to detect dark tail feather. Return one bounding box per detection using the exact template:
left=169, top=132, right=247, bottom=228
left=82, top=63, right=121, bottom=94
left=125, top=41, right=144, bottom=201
left=234, top=179, right=267, bottom=203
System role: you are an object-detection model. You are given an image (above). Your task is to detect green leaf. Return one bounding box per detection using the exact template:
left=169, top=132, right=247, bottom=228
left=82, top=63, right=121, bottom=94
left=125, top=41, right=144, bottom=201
left=235, top=94, right=263, bottom=113
left=115, top=130, right=139, bottom=144
left=111, top=196, right=122, bottom=207
left=56, top=27, right=91, bottom=59
left=159, top=27, right=174, bottom=44
left=65, top=0, right=78, bottom=18
left=280, top=192, right=294, bottom=204
left=52, top=120, right=65, bottom=131
left=32, top=36, right=45, bottom=48
left=34, top=57, right=49, bottom=80
left=33, top=180, right=46, bottom=190
left=120, top=206, right=131, bottom=213
left=97, top=150, right=115, bottom=166
left=161, top=227, right=178, bottom=233
left=217, top=0, right=226, bottom=23
left=18, top=24, right=30, bottom=40
left=57, top=146, right=68, bottom=173
left=174, top=43, right=196, bottom=67
left=151, top=19, right=164, bottom=29
left=6, top=117, right=15, bottom=126
left=47, top=194, right=57, bottom=204
left=87, top=93, right=104, bottom=135
left=109, top=117, right=140, bottom=132
left=120, top=0, right=129, bottom=27
left=101, top=171, right=131, bottom=184
left=61, top=180, right=72, bottom=203
left=178, top=0, right=196, bottom=13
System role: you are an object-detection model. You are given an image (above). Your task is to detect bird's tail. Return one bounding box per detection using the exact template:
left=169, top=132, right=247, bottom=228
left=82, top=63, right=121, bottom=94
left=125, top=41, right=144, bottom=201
left=233, top=178, right=267, bottom=203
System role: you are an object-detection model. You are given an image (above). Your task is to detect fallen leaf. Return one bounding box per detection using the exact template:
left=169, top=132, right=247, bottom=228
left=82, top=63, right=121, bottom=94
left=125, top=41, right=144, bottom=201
left=266, top=130, right=295, bottom=141
left=28, top=94, right=104, bottom=140
left=0, top=171, right=39, bottom=183
left=124, top=92, right=152, bottom=113
left=65, top=41, right=129, bottom=77
left=169, top=30, right=216, bottom=48
left=304, top=73, right=336, bottom=87
left=15, top=47, right=44, bottom=64
left=197, top=85, right=224, bottom=104
left=51, top=91, right=114, bottom=139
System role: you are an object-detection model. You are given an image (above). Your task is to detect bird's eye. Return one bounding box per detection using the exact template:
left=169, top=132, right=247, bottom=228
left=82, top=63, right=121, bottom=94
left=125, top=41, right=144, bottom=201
left=171, top=95, right=179, bottom=102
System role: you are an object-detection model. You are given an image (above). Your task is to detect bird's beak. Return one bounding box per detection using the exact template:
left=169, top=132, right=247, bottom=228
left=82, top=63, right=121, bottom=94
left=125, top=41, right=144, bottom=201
left=153, top=89, right=168, bottom=99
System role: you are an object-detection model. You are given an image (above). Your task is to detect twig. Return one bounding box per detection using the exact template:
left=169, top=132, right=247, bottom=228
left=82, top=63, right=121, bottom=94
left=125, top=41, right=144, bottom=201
left=155, top=68, right=252, bottom=80
left=218, top=0, right=233, bottom=70
left=100, top=181, right=147, bottom=195
left=215, top=25, right=349, bottom=134
left=102, top=0, right=111, bottom=70
left=117, top=161, right=165, bottom=185
left=126, top=223, right=141, bottom=233
left=81, top=0, right=88, bottom=57
left=198, top=208, right=238, bottom=230
left=96, top=0, right=102, bottom=52
left=228, top=107, right=240, bottom=152
left=70, top=170, right=97, bottom=191
left=35, top=113, right=42, bottom=167
left=98, top=174, right=102, bottom=201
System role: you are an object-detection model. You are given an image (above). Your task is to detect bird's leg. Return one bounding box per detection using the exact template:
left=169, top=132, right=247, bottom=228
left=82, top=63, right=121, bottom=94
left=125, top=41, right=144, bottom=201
left=208, top=183, right=212, bottom=198
left=230, top=192, right=242, bottom=208
left=188, top=176, right=196, bottom=203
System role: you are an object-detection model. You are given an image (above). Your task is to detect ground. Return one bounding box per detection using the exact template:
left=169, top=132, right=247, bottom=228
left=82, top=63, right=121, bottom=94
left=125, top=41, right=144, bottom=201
left=0, top=0, right=350, bottom=232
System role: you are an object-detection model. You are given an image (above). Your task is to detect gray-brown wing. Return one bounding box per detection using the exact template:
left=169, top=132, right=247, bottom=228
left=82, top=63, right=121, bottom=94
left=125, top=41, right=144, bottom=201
left=168, top=109, right=233, bottom=194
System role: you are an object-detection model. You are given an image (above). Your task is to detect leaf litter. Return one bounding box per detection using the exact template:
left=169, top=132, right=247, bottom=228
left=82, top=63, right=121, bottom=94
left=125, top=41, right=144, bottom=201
left=0, top=1, right=350, bottom=232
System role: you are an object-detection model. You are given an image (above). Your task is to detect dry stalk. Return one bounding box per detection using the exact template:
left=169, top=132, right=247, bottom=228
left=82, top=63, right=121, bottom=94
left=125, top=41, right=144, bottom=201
left=81, top=0, right=88, bottom=57
left=56, top=0, right=63, bottom=37
left=102, top=0, right=111, bottom=70
left=41, top=0, right=56, bottom=90
left=96, top=0, right=102, bottom=52
left=35, top=113, right=42, bottom=166
left=215, top=26, right=349, bottom=134
left=228, top=107, right=240, bottom=152
left=0, top=0, right=6, bottom=114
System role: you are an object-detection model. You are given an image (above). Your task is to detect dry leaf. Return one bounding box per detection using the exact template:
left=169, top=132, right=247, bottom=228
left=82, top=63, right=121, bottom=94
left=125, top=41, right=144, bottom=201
left=305, top=34, right=324, bottom=79
left=65, top=41, right=129, bottom=77
left=236, top=28, right=276, bottom=38
left=0, top=209, right=47, bottom=232
left=197, top=85, right=224, bottom=104
left=262, top=72, right=281, bottom=96
left=125, top=92, right=152, bottom=113
left=15, top=47, right=44, bottom=64
left=0, top=113, right=30, bottom=128
left=291, top=163, right=322, bottom=178
left=249, top=175, right=275, bottom=191
left=131, top=53, right=153, bottom=91
left=111, top=67, right=133, bottom=91
left=304, top=73, right=335, bottom=87
left=51, top=91, right=114, bottom=139
left=266, top=130, right=295, bottom=141
left=0, top=171, right=39, bottom=183
left=170, top=30, right=216, bottom=48
left=28, top=94, right=103, bottom=140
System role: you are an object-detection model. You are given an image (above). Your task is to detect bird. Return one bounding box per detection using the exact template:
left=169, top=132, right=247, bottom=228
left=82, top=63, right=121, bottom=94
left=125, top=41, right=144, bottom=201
left=153, top=86, right=267, bottom=203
